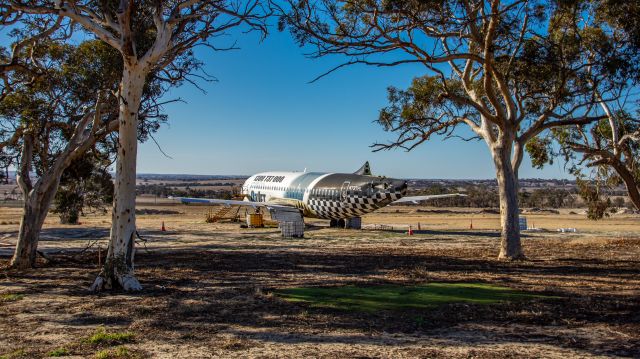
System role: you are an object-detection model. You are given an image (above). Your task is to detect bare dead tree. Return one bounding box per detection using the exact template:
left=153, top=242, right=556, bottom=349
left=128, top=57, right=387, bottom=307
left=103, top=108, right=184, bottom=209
left=278, top=0, right=627, bottom=259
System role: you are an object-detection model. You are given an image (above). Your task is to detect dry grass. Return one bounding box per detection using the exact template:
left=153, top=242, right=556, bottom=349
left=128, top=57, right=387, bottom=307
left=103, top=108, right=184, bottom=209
left=0, top=204, right=639, bottom=358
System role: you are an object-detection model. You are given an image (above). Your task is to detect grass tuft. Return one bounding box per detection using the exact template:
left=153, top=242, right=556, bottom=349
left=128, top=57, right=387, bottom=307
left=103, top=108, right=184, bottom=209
left=85, top=327, right=135, bottom=346
left=95, top=346, right=138, bottom=359
left=47, top=348, right=70, bottom=357
left=0, top=294, right=25, bottom=302
left=0, top=349, right=27, bottom=359
left=275, top=282, right=553, bottom=312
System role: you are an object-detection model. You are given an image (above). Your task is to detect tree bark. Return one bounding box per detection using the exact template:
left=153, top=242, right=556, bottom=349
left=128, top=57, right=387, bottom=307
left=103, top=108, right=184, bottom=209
left=91, top=65, right=144, bottom=292
left=492, top=143, right=525, bottom=260
left=612, top=162, right=640, bottom=211
left=10, top=178, right=60, bottom=269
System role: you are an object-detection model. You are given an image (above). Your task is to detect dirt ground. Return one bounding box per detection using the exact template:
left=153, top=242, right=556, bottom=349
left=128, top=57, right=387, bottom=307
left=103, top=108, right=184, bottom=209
left=1, top=204, right=639, bottom=358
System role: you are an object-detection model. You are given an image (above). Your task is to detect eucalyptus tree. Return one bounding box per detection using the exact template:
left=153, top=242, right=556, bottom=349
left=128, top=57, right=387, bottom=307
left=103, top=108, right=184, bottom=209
left=278, top=0, right=627, bottom=259
left=532, top=107, right=640, bottom=213
left=0, top=10, right=68, bottom=101
left=0, top=40, right=121, bottom=269
left=8, top=1, right=268, bottom=290
left=529, top=1, right=640, bottom=213
left=1, top=36, right=169, bottom=271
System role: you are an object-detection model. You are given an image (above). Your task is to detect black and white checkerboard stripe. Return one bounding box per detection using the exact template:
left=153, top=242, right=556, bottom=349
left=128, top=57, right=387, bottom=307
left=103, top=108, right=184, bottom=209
left=307, top=190, right=403, bottom=220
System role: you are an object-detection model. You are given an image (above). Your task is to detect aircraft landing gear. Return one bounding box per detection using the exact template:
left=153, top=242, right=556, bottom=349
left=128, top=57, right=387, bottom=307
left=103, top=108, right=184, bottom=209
left=330, top=217, right=362, bottom=229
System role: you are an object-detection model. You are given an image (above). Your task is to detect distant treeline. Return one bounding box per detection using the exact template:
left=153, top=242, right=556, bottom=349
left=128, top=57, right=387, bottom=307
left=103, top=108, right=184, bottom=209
left=136, top=182, right=634, bottom=210
left=139, top=181, right=239, bottom=187
left=407, top=184, right=634, bottom=209
left=138, top=174, right=247, bottom=181
left=137, top=184, right=238, bottom=199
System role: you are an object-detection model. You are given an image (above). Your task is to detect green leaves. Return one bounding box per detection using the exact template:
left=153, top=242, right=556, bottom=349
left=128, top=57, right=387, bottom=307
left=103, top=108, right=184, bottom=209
left=526, top=136, right=553, bottom=169
left=53, top=153, right=114, bottom=224
left=576, top=178, right=613, bottom=220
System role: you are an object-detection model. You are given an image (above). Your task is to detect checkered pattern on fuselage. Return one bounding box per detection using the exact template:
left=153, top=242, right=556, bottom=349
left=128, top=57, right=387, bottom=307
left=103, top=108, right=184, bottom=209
left=307, top=189, right=404, bottom=220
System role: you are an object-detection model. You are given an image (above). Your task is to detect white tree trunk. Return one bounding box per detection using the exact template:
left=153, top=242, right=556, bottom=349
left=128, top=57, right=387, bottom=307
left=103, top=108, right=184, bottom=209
left=91, top=65, right=144, bottom=292
left=492, top=144, right=525, bottom=260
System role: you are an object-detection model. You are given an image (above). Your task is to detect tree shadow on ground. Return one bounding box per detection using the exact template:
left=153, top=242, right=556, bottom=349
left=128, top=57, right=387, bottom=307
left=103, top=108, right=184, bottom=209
left=1, top=230, right=639, bottom=357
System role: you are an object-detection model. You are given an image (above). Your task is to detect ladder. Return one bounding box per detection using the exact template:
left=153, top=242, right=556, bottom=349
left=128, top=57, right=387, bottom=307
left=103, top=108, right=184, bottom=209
left=206, top=205, right=243, bottom=223
left=206, top=206, right=232, bottom=223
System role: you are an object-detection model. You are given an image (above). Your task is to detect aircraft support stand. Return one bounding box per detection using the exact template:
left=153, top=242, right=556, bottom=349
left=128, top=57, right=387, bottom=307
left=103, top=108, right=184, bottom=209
left=345, top=217, right=362, bottom=229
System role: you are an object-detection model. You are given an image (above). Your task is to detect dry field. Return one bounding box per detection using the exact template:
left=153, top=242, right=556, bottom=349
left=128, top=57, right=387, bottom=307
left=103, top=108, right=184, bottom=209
left=0, top=204, right=639, bottom=358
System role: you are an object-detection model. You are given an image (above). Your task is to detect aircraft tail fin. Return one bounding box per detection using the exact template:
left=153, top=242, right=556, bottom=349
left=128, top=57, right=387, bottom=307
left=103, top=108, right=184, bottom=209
left=354, top=161, right=372, bottom=176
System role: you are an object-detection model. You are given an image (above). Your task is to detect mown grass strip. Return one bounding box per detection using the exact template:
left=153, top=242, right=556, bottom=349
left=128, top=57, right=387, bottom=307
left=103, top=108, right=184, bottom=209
left=275, top=282, right=553, bottom=311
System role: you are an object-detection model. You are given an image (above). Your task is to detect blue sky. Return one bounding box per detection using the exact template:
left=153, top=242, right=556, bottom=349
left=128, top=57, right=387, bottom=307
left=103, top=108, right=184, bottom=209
left=1, top=24, right=571, bottom=179
left=141, top=28, right=571, bottom=179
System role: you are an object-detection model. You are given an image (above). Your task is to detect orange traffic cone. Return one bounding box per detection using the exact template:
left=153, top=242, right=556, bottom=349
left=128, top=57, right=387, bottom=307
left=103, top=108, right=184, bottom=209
left=470, top=219, right=473, bottom=230
left=161, top=221, right=166, bottom=232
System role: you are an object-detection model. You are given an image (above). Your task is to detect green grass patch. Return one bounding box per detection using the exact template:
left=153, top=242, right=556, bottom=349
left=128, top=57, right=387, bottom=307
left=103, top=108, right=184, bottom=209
left=95, top=346, right=139, bottom=359
left=85, top=327, right=134, bottom=346
left=275, top=282, right=551, bottom=312
left=0, top=349, right=27, bottom=359
left=47, top=348, right=70, bottom=357
left=0, top=294, right=25, bottom=302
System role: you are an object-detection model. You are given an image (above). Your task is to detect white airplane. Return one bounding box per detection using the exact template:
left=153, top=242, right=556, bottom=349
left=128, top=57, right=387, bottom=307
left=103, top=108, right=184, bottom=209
left=177, top=162, right=465, bottom=227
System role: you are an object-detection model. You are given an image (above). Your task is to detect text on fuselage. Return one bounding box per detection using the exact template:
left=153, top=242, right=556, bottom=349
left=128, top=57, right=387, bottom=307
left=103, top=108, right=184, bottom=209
left=254, top=175, right=285, bottom=183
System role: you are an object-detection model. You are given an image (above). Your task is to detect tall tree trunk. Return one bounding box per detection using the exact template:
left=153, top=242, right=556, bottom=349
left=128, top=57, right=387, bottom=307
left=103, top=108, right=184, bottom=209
left=492, top=144, right=525, bottom=260
left=91, top=65, right=144, bottom=291
left=10, top=179, right=60, bottom=269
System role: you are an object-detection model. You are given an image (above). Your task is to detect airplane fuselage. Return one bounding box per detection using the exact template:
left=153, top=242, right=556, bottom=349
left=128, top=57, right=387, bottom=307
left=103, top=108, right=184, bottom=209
left=241, top=171, right=408, bottom=220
